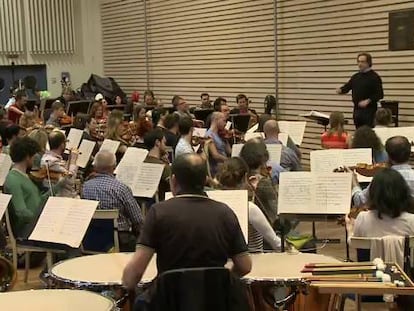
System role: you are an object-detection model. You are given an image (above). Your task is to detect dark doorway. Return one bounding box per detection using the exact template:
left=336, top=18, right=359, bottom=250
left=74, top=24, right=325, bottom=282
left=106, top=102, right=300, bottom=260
left=0, top=64, right=47, bottom=105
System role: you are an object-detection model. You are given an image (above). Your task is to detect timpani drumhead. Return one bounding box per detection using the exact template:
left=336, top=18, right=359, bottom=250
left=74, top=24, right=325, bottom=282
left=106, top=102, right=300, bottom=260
left=0, top=289, right=115, bottom=310
left=50, top=253, right=157, bottom=286
left=244, top=252, right=341, bottom=282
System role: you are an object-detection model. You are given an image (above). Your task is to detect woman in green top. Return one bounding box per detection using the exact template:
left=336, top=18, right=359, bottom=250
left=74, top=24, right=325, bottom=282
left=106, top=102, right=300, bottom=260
left=4, top=137, right=47, bottom=238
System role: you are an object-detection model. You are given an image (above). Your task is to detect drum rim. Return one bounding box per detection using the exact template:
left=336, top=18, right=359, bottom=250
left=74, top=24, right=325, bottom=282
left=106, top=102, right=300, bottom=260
left=1, top=289, right=117, bottom=310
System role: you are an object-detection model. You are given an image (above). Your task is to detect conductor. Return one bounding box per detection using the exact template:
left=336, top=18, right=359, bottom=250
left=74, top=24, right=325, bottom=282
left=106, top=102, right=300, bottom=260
left=336, top=53, right=383, bottom=128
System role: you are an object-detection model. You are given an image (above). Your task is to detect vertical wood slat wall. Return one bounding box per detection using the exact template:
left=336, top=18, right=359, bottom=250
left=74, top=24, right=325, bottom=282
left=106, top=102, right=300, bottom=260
left=101, top=0, right=414, bottom=169
left=101, top=0, right=276, bottom=111
left=0, top=0, right=24, bottom=54
left=277, top=0, right=414, bottom=167
left=28, top=0, right=75, bottom=54
left=101, top=0, right=147, bottom=96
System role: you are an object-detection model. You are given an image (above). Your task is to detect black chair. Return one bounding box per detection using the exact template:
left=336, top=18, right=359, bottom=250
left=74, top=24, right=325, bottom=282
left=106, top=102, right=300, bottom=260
left=134, top=267, right=249, bottom=311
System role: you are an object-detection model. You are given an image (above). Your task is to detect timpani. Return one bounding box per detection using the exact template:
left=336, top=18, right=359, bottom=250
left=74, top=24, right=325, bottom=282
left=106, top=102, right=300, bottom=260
left=0, top=289, right=116, bottom=310
left=47, top=253, right=157, bottom=310
left=244, top=252, right=341, bottom=311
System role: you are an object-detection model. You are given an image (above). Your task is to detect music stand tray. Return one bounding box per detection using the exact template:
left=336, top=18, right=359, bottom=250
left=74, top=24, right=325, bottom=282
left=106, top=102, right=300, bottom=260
left=67, top=100, right=92, bottom=116
left=194, top=109, right=214, bottom=123
left=230, top=114, right=251, bottom=133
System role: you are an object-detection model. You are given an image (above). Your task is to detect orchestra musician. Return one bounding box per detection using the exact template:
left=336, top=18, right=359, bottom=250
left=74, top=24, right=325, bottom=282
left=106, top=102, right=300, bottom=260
left=19, top=101, right=40, bottom=129
left=40, top=131, right=79, bottom=198
left=172, top=95, right=194, bottom=120
left=2, top=125, right=26, bottom=155
left=205, top=112, right=231, bottom=177
left=143, top=90, right=156, bottom=106
left=27, top=128, right=48, bottom=170
left=105, top=109, right=130, bottom=153
left=131, top=104, right=153, bottom=144
left=200, top=92, right=212, bottom=109
left=175, top=117, right=195, bottom=158
left=46, top=100, right=67, bottom=128
left=230, top=94, right=258, bottom=128
left=7, top=90, right=27, bottom=124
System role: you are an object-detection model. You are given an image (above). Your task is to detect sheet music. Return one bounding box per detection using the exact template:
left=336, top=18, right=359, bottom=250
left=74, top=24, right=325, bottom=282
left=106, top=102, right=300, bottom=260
left=310, top=149, right=372, bottom=172
left=278, top=132, right=288, bottom=146
left=193, top=128, right=207, bottom=137
left=100, top=139, right=121, bottom=155
left=114, top=147, right=148, bottom=174
left=132, top=163, right=165, bottom=198
left=278, top=172, right=313, bottom=214
left=244, top=132, right=264, bottom=141
left=0, top=193, right=11, bottom=220
left=29, top=197, right=98, bottom=247
left=66, top=128, right=83, bottom=150
left=266, top=144, right=282, bottom=163
left=374, top=126, right=414, bottom=145
left=165, top=192, right=173, bottom=200
left=246, top=123, right=259, bottom=133
left=278, top=172, right=352, bottom=214
left=225, top=121, right=232, bottom=130
left=207, top=190, right=249, bottom=242
left=231, top=144, right=244, bottom=157
left=300, top=110, right=330, bottom=119
left=76, top=140, right=96, bottom=168
left=277, top=121, right=306, bottom=145
left=0, top=154, right=12, bottom=186
left=117, top=162, right=164, bottom=198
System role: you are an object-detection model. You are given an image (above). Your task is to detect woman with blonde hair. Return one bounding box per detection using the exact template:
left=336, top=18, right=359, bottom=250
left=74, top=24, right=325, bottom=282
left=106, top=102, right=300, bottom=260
left=28, top=128, right=48, bottom=169
left=321, top=111, right=349, bottom=149
left=105, top=109, right=129, bottom=153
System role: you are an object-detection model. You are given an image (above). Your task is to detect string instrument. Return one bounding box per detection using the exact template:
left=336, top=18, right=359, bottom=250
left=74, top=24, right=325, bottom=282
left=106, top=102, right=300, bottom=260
left=118, top=121, right=134, bottom=146
left=58, top=113, right=73, bottom=126
left=218, top=128, right=243, bottom=144
left=191, top=136, right=209, bottom=146
left=333, top=162, right=388, bottom=177
left=29, top=166, right=72, bottom=183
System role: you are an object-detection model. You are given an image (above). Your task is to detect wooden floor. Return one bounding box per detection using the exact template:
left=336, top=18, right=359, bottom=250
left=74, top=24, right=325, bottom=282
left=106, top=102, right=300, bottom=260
left=10, top=221, right=389, bottom=310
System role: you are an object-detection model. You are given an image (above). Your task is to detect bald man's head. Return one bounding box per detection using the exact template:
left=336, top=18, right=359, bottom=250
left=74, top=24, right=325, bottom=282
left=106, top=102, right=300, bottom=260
left=171, top=154, right=207, bottom=193
left=48, top=130, right=66, bottom=150
left=263, top=119, right=280, bottom=137
left=385, top=136, right=411, bottom=164
left=94, top=150, right=117, bottom=173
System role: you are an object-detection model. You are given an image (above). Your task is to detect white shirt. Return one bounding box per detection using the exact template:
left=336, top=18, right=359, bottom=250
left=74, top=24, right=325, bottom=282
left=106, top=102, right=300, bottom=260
left=354, top=210, right=414, bottom=238
left=174, top=137, right=194, bottom=158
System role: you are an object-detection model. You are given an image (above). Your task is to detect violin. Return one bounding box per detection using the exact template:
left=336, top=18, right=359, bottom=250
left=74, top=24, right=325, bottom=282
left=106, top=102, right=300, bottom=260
left=333, top=162, right=388, bottom=177
left=59, top=113, right=73, bottom=125
left=29, top=166, right=71, bottom=183
left=218, top=128, right=243, bottom=144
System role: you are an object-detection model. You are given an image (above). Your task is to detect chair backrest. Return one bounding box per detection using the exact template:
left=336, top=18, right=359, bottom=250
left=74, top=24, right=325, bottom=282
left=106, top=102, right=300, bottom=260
left=92, top=209, right=119, bottom=252
left=144, top=267, right=248, bottom=311
left=350, top=236, right=414, bottom=249
left=3, top=209, right=16, bottom=250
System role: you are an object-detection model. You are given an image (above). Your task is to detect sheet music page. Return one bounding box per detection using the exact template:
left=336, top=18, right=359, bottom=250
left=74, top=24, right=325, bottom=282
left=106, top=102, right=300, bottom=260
left=0, top=154, right=12, bottom=186
left=225, top=121, right=232, bottom=130
left=278, top=121, right=306, bottom=145
left=300, top=110, right=330, bottom=119
left=100, top=139, right=121, bottom=155
left=66, top=128, right=83, bottom=150
left=266, top=144, right=282, bottom=163
left=114, top=147, right=148, bottom=174
left=341, top=148, right=372, bottom=166
left=312, top=173, right=352, bottom=214
left=231, top=144, right=244, bottom=157
left=207, top=190, right=249, bottom=242
left=0, top=193, right=11, bottom=220
left=76, top=140, right=96, bottom=168
left=29, top=197, right=98, bottom=247
left=246, top=123, right=259, bottom=133
left=193, top=128, right=207, bottom=137
left=131, top=163, right=164, bottom=198
left=244, top=132, right=264, bottom=141
left=374, top=127, right=414, bottom=145
left=278, top=132, right=289, bottom=146
left=278, top=172, right=313, bottom=214
left=165, top=192, right=173, bottom=200
left=115, top=165, right=136, bottom=190
left=310, top=149, right=340, bottom=172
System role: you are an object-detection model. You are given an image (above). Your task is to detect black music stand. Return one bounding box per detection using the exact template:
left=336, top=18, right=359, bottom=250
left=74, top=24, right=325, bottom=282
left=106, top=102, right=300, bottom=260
left=67, top=100, right=92, bottom=117
left=230, top=114, right=250, bottom=133
left=194, top=109, right=214, bottom=124
left=380, top=100, right=399, bottom=127
left=106, top=104, right=126, bottom=112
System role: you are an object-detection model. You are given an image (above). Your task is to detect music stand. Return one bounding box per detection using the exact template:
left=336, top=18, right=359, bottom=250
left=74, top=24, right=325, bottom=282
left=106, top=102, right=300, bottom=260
left=66, top=100, right=92, bottom=117
left=230, top=114, right=250, bottom=133
left=106, top=104, right=126, bottom=112
left=194, top=109, right=214, bottom=124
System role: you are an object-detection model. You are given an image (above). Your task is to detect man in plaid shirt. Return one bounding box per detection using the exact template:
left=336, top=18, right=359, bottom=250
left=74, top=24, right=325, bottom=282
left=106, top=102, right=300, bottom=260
left=82, top=150, right=143, bottom=251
